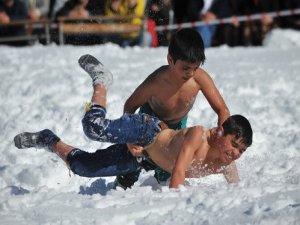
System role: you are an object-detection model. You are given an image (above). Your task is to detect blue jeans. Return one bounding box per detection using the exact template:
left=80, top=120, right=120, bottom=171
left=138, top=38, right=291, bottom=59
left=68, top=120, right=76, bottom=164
left=66, top=104, right=161, bottom=178
left=67, top=145, right=157, bottom=178
left=197, top=25, right=217, bottom=48
left=82, top=104, right=161, bottom=147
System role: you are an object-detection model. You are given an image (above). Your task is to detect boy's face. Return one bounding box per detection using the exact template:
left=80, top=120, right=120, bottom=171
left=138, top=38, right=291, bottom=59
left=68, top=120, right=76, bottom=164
left=217, top=134, right=247, bottom=164
left=168, top=55, right=200, bottom=83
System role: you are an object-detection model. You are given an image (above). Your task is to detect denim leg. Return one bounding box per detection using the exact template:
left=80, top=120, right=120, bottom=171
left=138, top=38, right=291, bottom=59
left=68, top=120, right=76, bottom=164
left=67, top=144, right=140, bottom=177
left=82, top=104, right=161, bottom=146
left=197, top=25, right=217, bottom=48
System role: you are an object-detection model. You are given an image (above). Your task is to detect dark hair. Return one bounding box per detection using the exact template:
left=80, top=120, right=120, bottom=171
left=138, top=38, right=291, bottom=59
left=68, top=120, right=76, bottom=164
left=222, top=115, right=253, bottom=147
left=168, top=28, right=206, bottom=65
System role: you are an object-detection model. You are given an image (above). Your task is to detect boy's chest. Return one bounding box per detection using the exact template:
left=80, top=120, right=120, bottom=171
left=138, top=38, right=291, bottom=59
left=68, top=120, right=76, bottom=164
left=150, top=87, right=199, bottom=113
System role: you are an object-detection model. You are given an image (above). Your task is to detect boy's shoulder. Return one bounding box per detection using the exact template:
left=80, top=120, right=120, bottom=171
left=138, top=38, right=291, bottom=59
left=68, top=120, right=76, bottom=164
left=195, top=67, right=209, bottom=77
left=194, top=67, right=213, bottom=84
left=181, top=125, right=206, bottom=138
left=146, top=65, right=169, bottom=81
left=152, top=65, right=169, bottom=76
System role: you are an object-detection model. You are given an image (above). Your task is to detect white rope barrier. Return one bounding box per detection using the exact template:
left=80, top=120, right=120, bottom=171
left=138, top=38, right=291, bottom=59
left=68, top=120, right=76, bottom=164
left=155, top=8, right=300, bottom=31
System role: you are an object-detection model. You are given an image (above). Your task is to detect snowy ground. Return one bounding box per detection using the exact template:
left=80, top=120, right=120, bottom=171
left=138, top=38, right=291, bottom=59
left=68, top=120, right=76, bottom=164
left=0, top=29, right=300, bottom=225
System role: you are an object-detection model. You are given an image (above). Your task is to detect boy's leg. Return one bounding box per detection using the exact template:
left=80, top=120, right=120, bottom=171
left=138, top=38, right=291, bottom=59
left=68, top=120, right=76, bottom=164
left=14, top=129, right=71, bottom=162
left=67, top=144, right=140, bottom=178
left=79, top=54, right=162, bottom=146
left=14, top=130, right=140, bottom=177
left=82, top=104, right=161, bottom=146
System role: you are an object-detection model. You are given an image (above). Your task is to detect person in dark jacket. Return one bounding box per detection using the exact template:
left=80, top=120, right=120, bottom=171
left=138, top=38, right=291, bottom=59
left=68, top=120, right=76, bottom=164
left=147, top=0, right=172, bottom=46
left=55, top=0, right=105, bottom=18
left=54, top=0, right=106, bottom=45
left=0, top=0, right=29, bottom=46
left=211, top=0, right=243, bottom=47
left=241, top=0, right=280, bottom=46
left=278, top=0, right=300, bottom=30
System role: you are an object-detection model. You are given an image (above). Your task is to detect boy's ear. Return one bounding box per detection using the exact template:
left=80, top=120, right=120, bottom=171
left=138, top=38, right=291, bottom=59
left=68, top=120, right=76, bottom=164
left=167, top=54, right=173, bottom=65
left=216, top=127, right=224, bottom=137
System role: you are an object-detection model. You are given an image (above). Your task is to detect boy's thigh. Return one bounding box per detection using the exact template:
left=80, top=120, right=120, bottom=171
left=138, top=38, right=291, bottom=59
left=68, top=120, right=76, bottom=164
left=68, top=144, right=140, bottom=177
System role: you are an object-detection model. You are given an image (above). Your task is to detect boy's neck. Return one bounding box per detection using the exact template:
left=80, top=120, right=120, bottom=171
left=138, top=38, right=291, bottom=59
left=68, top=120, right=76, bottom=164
left=166, top=67, right=185, bottom=87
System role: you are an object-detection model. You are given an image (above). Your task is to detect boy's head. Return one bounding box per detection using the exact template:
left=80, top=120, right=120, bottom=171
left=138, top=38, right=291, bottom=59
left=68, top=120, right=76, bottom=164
left=168, top=28, right=206, bottom=65
left=214, top=115, right=252, bottom=163
left=222, top=114, right=253, bottom=147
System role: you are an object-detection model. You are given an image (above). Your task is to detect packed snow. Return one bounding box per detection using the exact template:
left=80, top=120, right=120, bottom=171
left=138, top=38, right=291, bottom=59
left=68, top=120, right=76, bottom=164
left=0, top=29, right=299, bottom=225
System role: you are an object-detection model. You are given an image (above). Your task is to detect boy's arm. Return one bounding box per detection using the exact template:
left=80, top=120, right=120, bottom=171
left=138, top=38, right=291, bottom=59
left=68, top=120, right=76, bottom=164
left=169, top=127, right=203, bottom=188
left=124, top=81, right=152, bottom=156
left=222, top=161, right=240, bottom=183
left=124, top=72, right=158, bottom=156
left=195, top=69, right=230, bottom=126
left=123, top=75, right=156, bottom=113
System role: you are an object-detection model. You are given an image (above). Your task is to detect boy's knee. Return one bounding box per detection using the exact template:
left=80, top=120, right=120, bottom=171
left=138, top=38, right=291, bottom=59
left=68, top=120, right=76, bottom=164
left=67, top=148, right=91, bottom=177
left=81, top=115, right=102, bottom=141
left=82, top=114, right=95, bottom=140
left=82, top=105, right=107, bottom=141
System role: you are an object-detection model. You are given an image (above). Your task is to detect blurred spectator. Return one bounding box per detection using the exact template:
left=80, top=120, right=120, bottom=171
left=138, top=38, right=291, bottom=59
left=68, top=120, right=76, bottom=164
left=55, top=0, right=106, bottom=45
left=147, top=0, right=172, bottom=46
left=55, top=0, right=90, bottom=19
left=211, top=0, right=243, bottom=47
left=194, top=0, right=218, bottom=48
left=241, top=0, right=280, bottom=46
left=278, top=0, right=300, bottom=30
left=172, top=0, right=188, bottom=23
left=25, top=0, right=50, bottom=20
left=105, top=0, right=145, bottom=47
left=47, top=0, right=56, bottom=19
left=186, top=0, right=204, bottom=22
left=55, top=0, right=105, bottom=18
left=0, top=0, right=29, bottom=46
left=172, top=0, right=203, bottom=23
left=86, top=0, right=106, bottom=16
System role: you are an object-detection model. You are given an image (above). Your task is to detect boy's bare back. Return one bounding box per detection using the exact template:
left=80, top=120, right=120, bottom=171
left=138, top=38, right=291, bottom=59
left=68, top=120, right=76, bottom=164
left=145, top=126, right=230, bottom=179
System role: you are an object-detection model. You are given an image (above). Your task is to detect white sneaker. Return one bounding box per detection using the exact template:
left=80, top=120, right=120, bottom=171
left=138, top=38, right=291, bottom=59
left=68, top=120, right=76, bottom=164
left=78, top=54, right=113, bottom=88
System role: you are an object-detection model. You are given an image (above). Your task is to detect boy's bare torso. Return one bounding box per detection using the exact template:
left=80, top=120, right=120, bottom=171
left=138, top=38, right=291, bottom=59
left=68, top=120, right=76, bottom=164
left=147, top=66, right=201, bottom=124
left=145, top=128, right=227, bottom=178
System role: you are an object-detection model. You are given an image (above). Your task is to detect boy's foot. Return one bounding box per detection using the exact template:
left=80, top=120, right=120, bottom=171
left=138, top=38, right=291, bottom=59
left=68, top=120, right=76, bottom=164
left=78, top=54, right=113, bottom=88
left=14, top=129, right=60, bottom=152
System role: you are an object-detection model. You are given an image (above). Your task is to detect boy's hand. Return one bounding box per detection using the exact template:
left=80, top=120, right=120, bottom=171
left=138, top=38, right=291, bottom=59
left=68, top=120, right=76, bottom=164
left=127, top=143, right=144, bottom=156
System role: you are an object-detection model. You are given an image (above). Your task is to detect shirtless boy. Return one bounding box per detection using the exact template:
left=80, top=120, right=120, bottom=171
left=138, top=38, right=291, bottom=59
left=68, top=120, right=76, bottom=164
left=117, top=28, right=230, bottom=188
left=14, top=55, right=252, bottom=188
